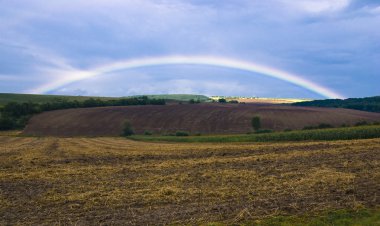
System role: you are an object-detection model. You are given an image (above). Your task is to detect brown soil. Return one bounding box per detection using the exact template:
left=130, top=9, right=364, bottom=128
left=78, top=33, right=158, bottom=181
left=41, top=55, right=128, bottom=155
left=23, top=103, right=380, bottom=136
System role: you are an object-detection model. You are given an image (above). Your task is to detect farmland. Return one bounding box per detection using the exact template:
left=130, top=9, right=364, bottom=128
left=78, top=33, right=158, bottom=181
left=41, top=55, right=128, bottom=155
left=0, top=136, right=379, bottom=225
left=23, top=103, right=380, bottom=136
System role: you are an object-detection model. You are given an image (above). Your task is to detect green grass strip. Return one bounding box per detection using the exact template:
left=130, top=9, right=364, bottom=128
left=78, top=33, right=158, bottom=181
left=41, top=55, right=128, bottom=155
left=130, top=125, right=380, bottom=143
left=204, top=208, right=380, bottom=226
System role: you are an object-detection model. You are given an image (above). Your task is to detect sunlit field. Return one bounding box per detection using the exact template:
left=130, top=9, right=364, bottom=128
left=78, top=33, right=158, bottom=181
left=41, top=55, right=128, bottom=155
left=1, top=136, right=379, bottom=225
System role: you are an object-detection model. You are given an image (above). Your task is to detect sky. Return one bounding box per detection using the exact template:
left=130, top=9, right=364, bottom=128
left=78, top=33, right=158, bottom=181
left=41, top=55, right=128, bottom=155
left=0, top=0, right=379, bottom=99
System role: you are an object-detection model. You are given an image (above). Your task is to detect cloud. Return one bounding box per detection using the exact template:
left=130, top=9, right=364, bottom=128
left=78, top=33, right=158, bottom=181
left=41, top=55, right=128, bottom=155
left=279, top=0, right=350, bottom=14
left=0, top=0, right=379, bottom=98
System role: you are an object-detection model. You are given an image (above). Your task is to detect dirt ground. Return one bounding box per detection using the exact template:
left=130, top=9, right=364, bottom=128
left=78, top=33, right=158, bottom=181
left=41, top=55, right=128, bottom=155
left=23, top=103, right=380, bottom=136
left=0, top=137, right=379, bottom=225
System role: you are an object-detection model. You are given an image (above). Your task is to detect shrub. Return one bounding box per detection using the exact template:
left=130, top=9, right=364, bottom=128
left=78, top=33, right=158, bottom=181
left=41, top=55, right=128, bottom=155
left=355, top=121, right=368, bottom=126
left=228, top=100, right=239, bottom=104
left=189, top=99, right=201, bottom=104
left=122, top=120, right=134, bottom=136
left=175, top=131, right=189, bottom=136
left=284, top=128, right=292, bottom=132
left=218, top=98, right=227, bottom=103
left=303, top=126, right=314, bottom=130
left=318, top=123, right=334, bottom=129
left=165, top=133, right=176, bottom=136
left=251, top=116, right=261, bottom=131
left=144, top=131, right=153, bottom=135
left=255, top=129, right=273, bottom=134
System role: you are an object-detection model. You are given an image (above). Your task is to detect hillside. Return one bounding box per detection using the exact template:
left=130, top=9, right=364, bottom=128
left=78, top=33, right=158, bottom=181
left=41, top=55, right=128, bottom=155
left=23, top=103, right=380, bottom=136
left=133, top=94, right=210, bottom=102
left=0, top=93, right=209, bottom=106
left=292, top=96, right=380, bottom=113
left=0, top=93, right=115, bottom=106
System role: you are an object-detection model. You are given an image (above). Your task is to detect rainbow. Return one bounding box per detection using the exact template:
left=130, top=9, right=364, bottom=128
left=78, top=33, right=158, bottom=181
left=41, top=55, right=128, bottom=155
left=29, top=55, right=345, bottom=99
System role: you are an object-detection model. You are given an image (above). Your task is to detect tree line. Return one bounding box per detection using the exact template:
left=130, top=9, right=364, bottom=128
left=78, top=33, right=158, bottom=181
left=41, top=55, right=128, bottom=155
left=292, top=96, right=380, bottom=113
left=0, top=96, right=165, bottom=130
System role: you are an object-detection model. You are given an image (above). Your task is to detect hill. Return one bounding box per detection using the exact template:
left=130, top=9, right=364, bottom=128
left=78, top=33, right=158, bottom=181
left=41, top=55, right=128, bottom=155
left=23, top=103, right=380, bottom=136
left=0, top=93, right=210, bottom=106
left=292, top=96, right=380, bottom=113
left=133, top=94, right=210, bottom=102
left=0, top=93, right=115, bottom=106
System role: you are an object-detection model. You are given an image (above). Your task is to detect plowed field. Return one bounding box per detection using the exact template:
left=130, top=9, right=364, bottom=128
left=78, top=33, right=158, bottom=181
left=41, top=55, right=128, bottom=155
left=23, top=103, right=380, bottom=136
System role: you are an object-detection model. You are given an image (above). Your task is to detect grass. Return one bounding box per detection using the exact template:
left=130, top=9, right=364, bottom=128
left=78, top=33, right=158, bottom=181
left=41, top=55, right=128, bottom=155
left=0, top=130, right=22, bottom=136
left=1, top=136, right=379, bottom=224
left=206, top=209, right=380, bottom=225
left=258, top=209, right=380, bottom=225
left=130, top=125, right=380, bottom=143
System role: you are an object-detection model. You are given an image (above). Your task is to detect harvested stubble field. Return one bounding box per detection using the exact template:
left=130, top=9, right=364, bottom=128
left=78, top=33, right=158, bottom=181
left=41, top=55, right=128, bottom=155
left=0, top=136, right=380, bottom=225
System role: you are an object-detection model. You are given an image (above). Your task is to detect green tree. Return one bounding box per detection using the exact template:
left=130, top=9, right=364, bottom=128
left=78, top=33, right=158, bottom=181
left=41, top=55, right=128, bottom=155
left=251, top=116, right=261, bottom=131
left=218, top=98, right=227, bottom=103
left=175, top=131, right=189, bottom=136
left=122, top=120, right=134, bottom=136
left=0, top=116, right=15, bottom=131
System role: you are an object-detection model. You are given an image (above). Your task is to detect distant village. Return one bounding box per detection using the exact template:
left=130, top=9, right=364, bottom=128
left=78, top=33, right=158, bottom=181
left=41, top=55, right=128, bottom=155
left=210, top=96, right=311, bottom=104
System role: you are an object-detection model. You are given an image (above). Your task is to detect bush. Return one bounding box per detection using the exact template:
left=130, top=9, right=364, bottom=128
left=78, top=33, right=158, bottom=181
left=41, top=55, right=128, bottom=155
left=318, top=123, right=334, bottom=129
left=164, top=133, right=176, bottom=136
left=144, top=131, right=153, bottom=135
left=255, top=129, right=273, bottom=134
left=218, top=98, right=227, bottom=103
left=303, top=126, right=315, bottom=130
left=251, top=116, right=261, bottom=131
left=122, top=120, right=134, bottom=136
left=175, top=131, right=189, bottom=136
left=228, top=100, right=239, bottom=104
left=189, top=99, right=201, bottom=104
left=355, top=121, right=368, bottom=126
left=303, top=123, right=334, bottom=130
